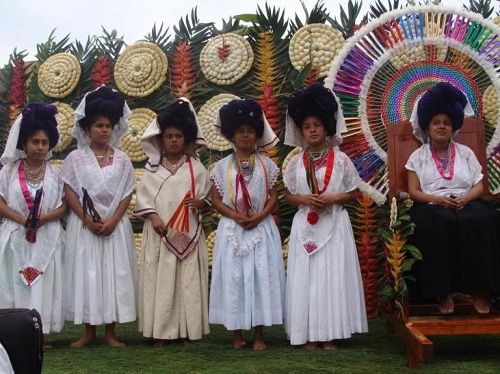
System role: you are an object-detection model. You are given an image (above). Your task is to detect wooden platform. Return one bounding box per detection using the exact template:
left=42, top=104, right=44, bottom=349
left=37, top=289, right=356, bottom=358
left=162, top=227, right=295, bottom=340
left=387, top=305, right=500, bottom=369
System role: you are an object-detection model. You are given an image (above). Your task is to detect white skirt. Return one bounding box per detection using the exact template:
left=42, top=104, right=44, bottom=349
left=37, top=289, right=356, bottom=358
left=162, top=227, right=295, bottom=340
left=209, top=218, right=285, bottom=330
left=0, top=236, right=64, bottom=334
left=64, top=213, right=137, bottom=325
left=0, top=343, right=14, bottom=374
left=285, top=211, right=368, bottom=345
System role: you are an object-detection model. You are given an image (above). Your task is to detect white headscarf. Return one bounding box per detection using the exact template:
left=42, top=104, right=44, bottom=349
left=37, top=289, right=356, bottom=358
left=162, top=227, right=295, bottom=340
left=0, top=110, right=56, bottom=166
left=72, top=85, right=131, bottom=149
left=284, top=91, right=347, bottom=149
left=214, top=101, right=279, bottom=152
left=141, top=97, right=205, bottom=169
left=410, top=92, right=475, bottom=144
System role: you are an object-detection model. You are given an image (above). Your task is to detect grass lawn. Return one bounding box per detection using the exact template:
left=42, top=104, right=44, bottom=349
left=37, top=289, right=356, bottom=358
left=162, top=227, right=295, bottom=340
left=41, top=319, right=500, bottom=373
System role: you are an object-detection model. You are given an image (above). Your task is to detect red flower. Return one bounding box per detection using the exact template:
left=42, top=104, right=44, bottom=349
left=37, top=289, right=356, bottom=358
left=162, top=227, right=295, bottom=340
left=307, top=211, right=319, bottom=225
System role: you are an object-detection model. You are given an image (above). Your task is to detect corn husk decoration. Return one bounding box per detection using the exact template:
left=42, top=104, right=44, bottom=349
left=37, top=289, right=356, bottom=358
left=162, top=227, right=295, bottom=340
left=114, top=42, right=168, bottom=97
left=38, top=53, right=81, bottom=98
left=52, top=102, right=74, bottom=152
left=198, top=93, right=239, bottom=151
left=289, top=24, right=344, bottom=78
left=200, top=33, right=254, bottom=85
left=121, top=108, right=155, bottom=162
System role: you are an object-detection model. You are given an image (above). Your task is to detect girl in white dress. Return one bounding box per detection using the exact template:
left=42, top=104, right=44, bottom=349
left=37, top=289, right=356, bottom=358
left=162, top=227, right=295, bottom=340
left=284, top=83, right=368, bottom=349
left=209, top=98, right=285, bottom=350
left=0, top=104, right=66, bottom=342
left=135, top=98, right=211, bottom=346
left=62, top=86, right=137, bottom=347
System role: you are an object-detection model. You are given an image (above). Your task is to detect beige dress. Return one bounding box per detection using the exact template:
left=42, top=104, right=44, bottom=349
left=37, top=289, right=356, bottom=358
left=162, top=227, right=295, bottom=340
left=135, top=157, right=210, bottom=340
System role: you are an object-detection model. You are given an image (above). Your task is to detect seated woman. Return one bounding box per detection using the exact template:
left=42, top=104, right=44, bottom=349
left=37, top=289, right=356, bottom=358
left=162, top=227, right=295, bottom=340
left=406, top=82, right=500, bottom=314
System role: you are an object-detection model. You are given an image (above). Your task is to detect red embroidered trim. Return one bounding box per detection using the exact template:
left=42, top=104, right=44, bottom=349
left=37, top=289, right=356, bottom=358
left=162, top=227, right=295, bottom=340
left=303, top=241, right=318, bottom=253
left=19, top=267, right=43, bottom=286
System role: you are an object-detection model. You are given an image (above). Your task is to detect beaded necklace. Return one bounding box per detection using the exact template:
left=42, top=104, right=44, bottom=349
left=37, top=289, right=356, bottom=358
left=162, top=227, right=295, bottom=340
left=162, top=154, right=187, bottom=175
left=94, top=146, right=111, bottom=168
left=431, top=143, right=456, bottom=180
left=233, top=154, right=255, bottom=182
left=23, top=160, right=46, bottom=188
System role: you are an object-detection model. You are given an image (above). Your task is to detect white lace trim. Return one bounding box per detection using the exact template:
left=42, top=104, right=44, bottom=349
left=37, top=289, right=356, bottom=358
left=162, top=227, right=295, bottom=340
left=223, top=220, right=264, bottom=257
left=210, top=165, right=226, bottom=199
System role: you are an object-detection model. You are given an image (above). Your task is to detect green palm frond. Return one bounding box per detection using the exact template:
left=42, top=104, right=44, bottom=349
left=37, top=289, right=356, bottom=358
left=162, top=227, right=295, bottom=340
left=329, top=0, right=368, bottom=40
left=289, top=0, right=329, bottom=34
left=35, top=29, right=71, bottom=62
left=369, top=0, right=403, bottom=19
left=144, top=23, right=171, bottom=52
left=95, top=27, right=126, bottom=60
left=464, top=0, right=495, bottom=18
left=69, top=37, right=97, bottom=106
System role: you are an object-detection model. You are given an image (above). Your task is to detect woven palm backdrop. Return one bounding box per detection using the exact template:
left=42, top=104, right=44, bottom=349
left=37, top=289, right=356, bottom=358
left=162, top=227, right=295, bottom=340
left=0, top=0, right=498, bottom=317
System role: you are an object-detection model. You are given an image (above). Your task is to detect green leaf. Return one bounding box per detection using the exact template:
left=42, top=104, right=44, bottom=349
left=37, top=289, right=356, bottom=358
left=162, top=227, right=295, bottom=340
left=234, top=13, right=258, bottom=23
left=399, top=214, right=411, bottom=222
left=291, top=63, right=312, bottom=89
left=379, top=284, right=394, bottom=298
left=376, top=227, right=391, bottom=242
left=404, top=244, right=422, bottom=261
left=398, top=280, right=408, bottom=296
left=395, top=300, right=404, bottom=312
left=401, top=259, right=415, bottom=273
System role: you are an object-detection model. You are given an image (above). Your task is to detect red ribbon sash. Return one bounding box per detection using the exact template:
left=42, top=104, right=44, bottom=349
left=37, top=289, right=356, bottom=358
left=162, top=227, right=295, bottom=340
left=302, top=148, right=335, bottom=195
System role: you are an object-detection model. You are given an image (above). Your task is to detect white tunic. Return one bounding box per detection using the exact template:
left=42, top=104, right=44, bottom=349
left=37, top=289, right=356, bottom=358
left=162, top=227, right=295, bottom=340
left=209, top=154, right=285, bottom=330
left=284, top=150, right=368, bottom=345
left=62, top=147, right=137, bottom=325
left=0, top=343, right=14, bottom=374
left=405, top=142, right=483, bottom=197
left=0, top=161, right=64, bottom=333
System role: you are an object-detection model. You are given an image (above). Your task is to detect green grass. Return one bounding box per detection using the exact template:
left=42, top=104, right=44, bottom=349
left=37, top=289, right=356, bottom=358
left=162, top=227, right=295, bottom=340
left=42, top=320, right=500, bottom=373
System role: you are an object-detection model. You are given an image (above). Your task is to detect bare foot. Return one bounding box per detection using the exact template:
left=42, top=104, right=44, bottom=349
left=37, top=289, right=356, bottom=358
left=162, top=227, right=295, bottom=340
left=70, top=334, right=95, bottom=348
left=322, top=341, right=337, bottom=350
left=472, top=293, right=491, bottom=314
left=252, top=326, right=266, bottom=351
left=304, top=342, right=319, bottom=351
left=253, top=340, right=267, bottom=351
left=105, top=335, right=126, bottom=347
left=232, top=330, right=246, bottom=349
left=439, top=294, right=454, bottom=314
left=152, top=339, right=169, bottom=348
left=105, top=323, right=125, bottom=347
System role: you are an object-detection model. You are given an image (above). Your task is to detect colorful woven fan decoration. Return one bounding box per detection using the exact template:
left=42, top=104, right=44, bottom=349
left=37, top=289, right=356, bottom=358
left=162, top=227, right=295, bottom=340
left=326, top=6, right=500, bottom=195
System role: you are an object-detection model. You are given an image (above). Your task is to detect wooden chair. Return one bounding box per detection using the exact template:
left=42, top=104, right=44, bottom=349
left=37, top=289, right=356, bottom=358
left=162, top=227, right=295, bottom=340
left=385, top=118, right=500, bottom=369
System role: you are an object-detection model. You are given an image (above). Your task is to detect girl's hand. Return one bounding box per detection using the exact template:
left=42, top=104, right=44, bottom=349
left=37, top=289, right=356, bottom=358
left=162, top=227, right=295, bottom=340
left=302, top=194, right=327, bottom=209
left=98, top=219, right=118, bottom=236
left=184, top=197, right=204, bottom=210
left=433, top=195, right=458, bottom=209
left=148, top=213, right=166, bottom=237
left=238, top=214, right=262, bottom=230
left=454, top=195, right=470, bottom=210
left=87, top=219, right=104, bottom=235
left=36, top=214, right=48, bottom=228
left=322, top=193, right=339, bottom=205
left=18, top=215, right=28, bottom=227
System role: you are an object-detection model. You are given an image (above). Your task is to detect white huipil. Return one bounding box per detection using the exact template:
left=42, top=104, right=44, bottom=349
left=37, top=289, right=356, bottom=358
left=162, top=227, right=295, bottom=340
left=284, top=150, right=368, bottom=345
left=0, top=161, right=65, bottom=333
left=135, top=157, right=211, bottom=340
left=62, top=146, right=137, bottom=325
left=209, top=154, right=285, bottom=330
